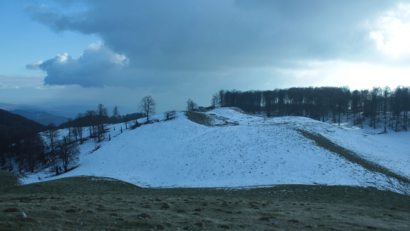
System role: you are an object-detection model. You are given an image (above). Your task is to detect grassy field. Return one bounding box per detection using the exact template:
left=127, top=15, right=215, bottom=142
left=1, top=171, right=410, bottom=231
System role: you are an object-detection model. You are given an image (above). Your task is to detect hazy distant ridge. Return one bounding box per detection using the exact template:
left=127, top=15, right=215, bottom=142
left=10, top=109, right=68, bottom=126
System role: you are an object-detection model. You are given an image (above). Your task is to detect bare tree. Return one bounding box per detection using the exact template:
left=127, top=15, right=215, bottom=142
left=97, top=104, right=109, bottom=142
left=187, top=98, right=197, bottom=111
left=72, top=126, right=78, bottom=141
left=67, top=118, right=73, bottom=142
left=44, top=123, right=59, bottom=158
left=75, top=113, right=84, bottom=144
left=59, top=136, right=80, bottom=172
left=383, top=86, right=391, bottom=133
left=211, top=93, right=220, bottom=107
left=139, top=96, right=156, bottom=122
left=23, top=134, right=45, bottom=173
left=85, top=110, right=97, bottom=139
left=112, top=105, right=120, bottom=123
left=113, top=105, right=119, bottom=117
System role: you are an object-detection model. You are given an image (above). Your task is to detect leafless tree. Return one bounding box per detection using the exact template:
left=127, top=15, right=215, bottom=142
left=187, top=98, right=197, bottom=111
left=76, top=126, right=83, bottom=144
left=59, top=136, right=80, bottom=172
left=97, top=104, right=109, bottom=142
left=112, top=105, right=120, bottom=122
left=139, top=96, right=156, bottom=122
left=67, top=118, right=72, bottom=142
left=85, top=110, right=97, bottom=139
left=22, top=134, right=44, bottom=173
left=72, top=126, right=78, bottom=141
left=44, top=123, right=59, bottom=158
left=211, top=93, right=220, bottom=107
left=74, top=113, right=84, bottom=143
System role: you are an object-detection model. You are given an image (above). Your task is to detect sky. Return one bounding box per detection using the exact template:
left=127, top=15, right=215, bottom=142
left=1, top=0, right=410, bottom=116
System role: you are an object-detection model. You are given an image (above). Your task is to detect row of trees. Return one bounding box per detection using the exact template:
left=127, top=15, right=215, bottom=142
left=61, top=104, right=146, bottom=142
left=212, top=86, right=410, bottom=131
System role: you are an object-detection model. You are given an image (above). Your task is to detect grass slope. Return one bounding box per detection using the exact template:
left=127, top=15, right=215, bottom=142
left=1, top=176, right=410, bottom=231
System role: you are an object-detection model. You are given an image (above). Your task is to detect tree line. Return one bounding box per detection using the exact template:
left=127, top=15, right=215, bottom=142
left=212, top=86, right=410, bottom=131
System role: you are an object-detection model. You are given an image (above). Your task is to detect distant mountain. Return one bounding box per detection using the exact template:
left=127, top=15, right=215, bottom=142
left=11, top=109, right=69, bottom=126
left=0, top=103, right=44, bottom=112
left=0, top=103, right=88, bottom=119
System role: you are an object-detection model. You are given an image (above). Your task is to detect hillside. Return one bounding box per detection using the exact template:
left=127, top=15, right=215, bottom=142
left=23, top=108, right=410, bottom=194
left=11, top=109, right=68, bottom=126
left=0, top=109, right=46, bottom=151
left=0, top=109, right=46, bottom=131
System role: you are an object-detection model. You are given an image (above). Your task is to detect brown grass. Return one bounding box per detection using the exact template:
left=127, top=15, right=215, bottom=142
left=0, top=176, right=409, bottom=230
left=185, top=111, right=213, bottom=126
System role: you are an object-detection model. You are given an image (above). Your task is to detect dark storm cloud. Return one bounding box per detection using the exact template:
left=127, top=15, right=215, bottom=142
left=25, top=0, right=409, bottom=87
left=38, top=45, right=134, bottom=87
left=36, top=43, right=195, bottom=88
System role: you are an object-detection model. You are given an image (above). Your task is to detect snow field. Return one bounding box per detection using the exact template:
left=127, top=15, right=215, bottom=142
left=24, top=108, right=410, bottom=194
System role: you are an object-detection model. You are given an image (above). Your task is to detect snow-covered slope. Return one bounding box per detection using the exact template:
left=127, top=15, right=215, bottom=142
left=24, top=108, right=410, bottom=193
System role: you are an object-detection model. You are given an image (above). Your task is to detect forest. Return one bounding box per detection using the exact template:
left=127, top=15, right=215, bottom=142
left=212, top=86, right=410, bottom=131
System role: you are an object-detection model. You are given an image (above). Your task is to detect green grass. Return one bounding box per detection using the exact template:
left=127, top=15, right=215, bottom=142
left=1, top=176, right=410, bottom=230
left=296, top=129, right=410, bottom=185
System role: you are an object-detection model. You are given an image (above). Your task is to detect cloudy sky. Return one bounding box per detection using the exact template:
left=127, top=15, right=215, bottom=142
left=2, top=0, right=410, bottom=116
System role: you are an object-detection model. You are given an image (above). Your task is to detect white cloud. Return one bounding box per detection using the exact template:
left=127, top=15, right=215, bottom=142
left=86, top=41, right=103, bottom=50
left=0, top=75, right=44, bottom=89
left=276, top=60, right=410, bottom=90
left=30, top=43, right=133, bottom=87
left=0, top=83, right=20, bottom=89
left=56, top=53, right=69, bottom=62
left=26, top=60, right=44, bottom=70
left=370, top=3, right=410, bottom=57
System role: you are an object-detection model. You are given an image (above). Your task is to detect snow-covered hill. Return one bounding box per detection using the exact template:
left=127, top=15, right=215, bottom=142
left=24, top=108, right=410, bottom=194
